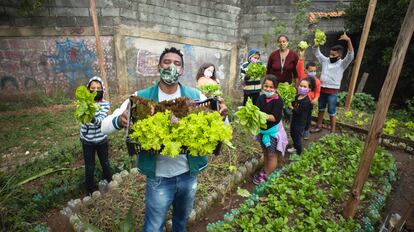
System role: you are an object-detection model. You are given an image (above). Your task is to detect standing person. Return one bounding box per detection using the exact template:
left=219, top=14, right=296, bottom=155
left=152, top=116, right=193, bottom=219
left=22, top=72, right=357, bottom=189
left=296, top=49, right=321, bottom=139
left=195, top=63, right=228, bottom=117
left=80, top=76, right=112, bottom=194
left=266, top=35, right=299, bottom=84
left=101, top=47, right=227, bottom=232
left=196, top=63, right=220, bottom=86
left=240, top=49, right=263, bottom=105
left=311, top=32, right=354, bottom=133
left=287, top=79, right=312, bottom=155
left=253, top=74, right=288, bottom=185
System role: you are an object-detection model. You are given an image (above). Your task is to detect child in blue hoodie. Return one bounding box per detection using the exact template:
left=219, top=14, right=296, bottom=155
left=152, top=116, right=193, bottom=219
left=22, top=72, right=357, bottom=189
left=240, top=48, right=264, bottom=105
left=80, top=76, right=112, bottom=194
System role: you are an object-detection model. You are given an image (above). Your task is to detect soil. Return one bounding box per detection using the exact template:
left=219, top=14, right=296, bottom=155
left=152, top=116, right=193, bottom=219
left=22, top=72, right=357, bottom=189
left=26, top=121, right=414, bottom=231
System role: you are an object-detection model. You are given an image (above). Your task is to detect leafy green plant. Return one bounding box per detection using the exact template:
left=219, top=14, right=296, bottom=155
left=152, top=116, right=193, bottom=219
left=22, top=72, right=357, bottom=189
left=337, top=92, right=376, bottom=112
left=235, top=98, right=268, bottom=135
left=196, top=84, right=222, bottom=97
left=298, top=41, right=309, bottom=50
left=384, top=118, right=398, bottom=135
left=74, top=86, right=100, bottom=124
left=277, top=82, right=296, bottom=108
left=245, top=63, right=267, bottom=81
left=314, top=28, right=326, bottom=46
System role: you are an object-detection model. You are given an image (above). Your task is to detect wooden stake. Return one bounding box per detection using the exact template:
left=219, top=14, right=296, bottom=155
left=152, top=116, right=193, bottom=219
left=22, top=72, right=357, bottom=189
left=345, top=0, right=377, bottom=111
left=343, top=0, right=414, bottom=218
left=89, top=0, right=109, bottom=99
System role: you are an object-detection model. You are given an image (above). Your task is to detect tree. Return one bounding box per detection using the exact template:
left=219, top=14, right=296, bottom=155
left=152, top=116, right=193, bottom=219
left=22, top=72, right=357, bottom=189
left=345, top=0, right=414, bottom=106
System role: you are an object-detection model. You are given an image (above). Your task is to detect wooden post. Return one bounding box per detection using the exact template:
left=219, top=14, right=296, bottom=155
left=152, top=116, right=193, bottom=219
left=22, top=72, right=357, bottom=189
left=89, top=0, right=109, bottom=98
left=343, top=0, right=414, bottom=218
left=345, top=0, right=377, bottom=111
left=356, top=72, right=369, bottom=93
left=391, top=203, right=414, bottom=232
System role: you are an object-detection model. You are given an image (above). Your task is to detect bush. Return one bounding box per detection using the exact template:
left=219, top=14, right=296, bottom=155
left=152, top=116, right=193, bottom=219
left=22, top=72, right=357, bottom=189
left=337, top=92, right=376, bottom=112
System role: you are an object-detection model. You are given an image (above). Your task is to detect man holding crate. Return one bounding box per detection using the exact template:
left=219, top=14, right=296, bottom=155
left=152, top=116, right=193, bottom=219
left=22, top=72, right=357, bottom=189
left=102, top=47, right=227, bottom=232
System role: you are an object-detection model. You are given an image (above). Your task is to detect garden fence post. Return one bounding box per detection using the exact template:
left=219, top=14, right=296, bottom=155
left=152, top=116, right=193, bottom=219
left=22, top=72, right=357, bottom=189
left=345, top=0, right=377, bottom=111
left=90, top=0, right=109, bottom=99
left=343, top=0, right=414, bottom=218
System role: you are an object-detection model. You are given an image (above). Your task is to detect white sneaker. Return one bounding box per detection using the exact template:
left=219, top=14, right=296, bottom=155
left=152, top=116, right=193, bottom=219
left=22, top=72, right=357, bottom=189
left=287, top=148, right=297, bottom=153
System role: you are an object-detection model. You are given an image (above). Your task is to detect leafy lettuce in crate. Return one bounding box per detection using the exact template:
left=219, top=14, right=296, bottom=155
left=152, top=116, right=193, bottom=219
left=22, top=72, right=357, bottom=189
left=245, top=63, right=267, bottom=81
left=235, top=98, right=267, bottom=135
left=197, top=83, right=222, bottom=97
left=74, top=86, right=100, bottom=124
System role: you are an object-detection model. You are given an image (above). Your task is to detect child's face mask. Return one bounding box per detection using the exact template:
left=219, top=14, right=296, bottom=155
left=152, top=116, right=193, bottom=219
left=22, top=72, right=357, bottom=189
left=298, top=87, right=309, bottom=96
left=160, top=63, right=181, bottom=85
left=250, top=57, right=259, bottom=63
left=263, top=90, right=275, bottom=98
left=204, top=69, right=213, bottom=78
left=90, top=90, right=104, bottom=101
left=307, top=71, right=317, bottom=77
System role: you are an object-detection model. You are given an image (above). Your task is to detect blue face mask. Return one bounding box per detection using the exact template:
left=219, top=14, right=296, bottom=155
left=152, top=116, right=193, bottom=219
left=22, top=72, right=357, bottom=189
left=307, top=72, right=317, bottom=77
left=263, top=90, right=275, bottom=98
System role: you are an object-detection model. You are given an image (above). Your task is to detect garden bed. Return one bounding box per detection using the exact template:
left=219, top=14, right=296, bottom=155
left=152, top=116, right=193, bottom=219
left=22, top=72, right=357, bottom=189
left=207, top=134, right=397, bottom=231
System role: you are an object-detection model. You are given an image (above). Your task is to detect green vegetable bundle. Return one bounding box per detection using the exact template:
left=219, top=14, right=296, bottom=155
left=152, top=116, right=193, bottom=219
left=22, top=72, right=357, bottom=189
left=314, top=28, right=326, bottom=46
left=277, top=82, right=296, bottom=108
left=245, top=63, right=267, bottom=81
left=197, top=83, right=223, bottom=97
left=235, top=98, right=268, bottom=135
left=130, top=110, right=232, bottom=157
left=298, top=41, right=309, bottom=50
left=74, top=86, right=100, bottom=124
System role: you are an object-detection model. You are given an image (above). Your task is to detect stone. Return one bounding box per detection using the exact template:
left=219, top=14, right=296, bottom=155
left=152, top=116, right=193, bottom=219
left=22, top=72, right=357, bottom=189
left=92, top=191, right=101, bottom=199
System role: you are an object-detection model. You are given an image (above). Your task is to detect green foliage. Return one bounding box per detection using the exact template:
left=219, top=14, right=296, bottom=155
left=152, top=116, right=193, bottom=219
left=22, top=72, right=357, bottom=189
left=130, top=111, right=233, bottom=157
left=235, top=98, right=268, bottom=135
left=345, top=0, right=413, bottom=101
left=17, top=0, right=50, bottom=16
left=196, top=84, right=222, bottom=97
left=245, top=63, right=267, bottom=81
left=337, top=92, right=376, bottom=112
left=208, top=134, right=395, bottom=231
left=314, top=28, right=327, bottom=46
left=277, top=82, right=296, bottom=108
left=74, top=86, right=100, bottom=124
left=298, top=41, right=309, bottom=50
left=384, top=118, right=398, bottom=135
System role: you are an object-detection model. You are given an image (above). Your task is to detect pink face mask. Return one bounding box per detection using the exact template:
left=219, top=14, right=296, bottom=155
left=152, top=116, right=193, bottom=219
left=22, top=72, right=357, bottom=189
left=250, top=57, right=259, bottom=63
left=298, top=87, right=309, bottom=95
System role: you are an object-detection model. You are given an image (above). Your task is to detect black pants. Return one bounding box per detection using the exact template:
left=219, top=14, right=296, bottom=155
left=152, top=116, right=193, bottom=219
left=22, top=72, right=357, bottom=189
left=290, top=122, right=305, bottom=155
left=305, top=104, right=313, bottom=131
left=243, top=92, right=260, bottom=106
left=81, top=140, right=112, bottom=193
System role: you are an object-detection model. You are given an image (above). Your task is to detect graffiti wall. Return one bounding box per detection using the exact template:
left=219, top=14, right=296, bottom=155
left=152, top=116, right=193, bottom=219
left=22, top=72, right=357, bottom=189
left=0, top=36, right=116, bottom=99
left=123, top=36, right=232, bottom=93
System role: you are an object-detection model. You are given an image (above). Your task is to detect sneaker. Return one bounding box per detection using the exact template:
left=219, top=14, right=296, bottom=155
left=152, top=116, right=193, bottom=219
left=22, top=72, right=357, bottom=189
left=310, top=127, right=322, bottom=133
left=253, top=171, right=267, bottom=185
left=287, top=147, right=297, bottom=154
left=253, top=169, right=265, bottom=180
left=303, top=130, right=310, bottom=140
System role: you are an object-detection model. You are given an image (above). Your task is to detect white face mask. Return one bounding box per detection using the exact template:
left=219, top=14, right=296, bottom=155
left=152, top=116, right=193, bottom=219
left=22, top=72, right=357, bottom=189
left=204, top=69, right=213, bottom=78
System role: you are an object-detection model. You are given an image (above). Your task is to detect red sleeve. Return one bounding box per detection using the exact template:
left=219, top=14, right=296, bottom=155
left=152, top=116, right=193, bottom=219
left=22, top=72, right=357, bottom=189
left=314, top=78, right=321, bottom=99
left=296, top=59, right=306, bottom=81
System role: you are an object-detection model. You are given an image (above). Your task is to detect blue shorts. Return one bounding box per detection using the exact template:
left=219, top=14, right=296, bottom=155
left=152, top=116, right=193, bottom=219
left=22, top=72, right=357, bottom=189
left=318, top=92, right=338, bottom=116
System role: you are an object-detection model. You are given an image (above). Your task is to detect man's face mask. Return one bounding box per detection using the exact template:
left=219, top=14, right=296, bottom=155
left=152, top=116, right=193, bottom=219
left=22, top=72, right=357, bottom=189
left=160, top=63, right=181, bottom=85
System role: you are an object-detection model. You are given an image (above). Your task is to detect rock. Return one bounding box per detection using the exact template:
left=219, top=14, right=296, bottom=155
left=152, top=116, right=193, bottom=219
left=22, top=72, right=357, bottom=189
left=82, top=196, right=92, bottom=206
left=25, top=151, right=30, bottom=155
left=112, top=173, right=122, bottom=183
left=120, top=170, right=129, bottom=177
left=108, top=180, right=119, bottom=190
left=130, top=167, right=138, bottom=174
left=239, top=166, right=247, bottom=176
left=92, top=191, right=101, bottom=199
left=397, top=142, right=406, bottom=150
left=188, top=210, right=197, bottom=223
left=69, top=214, right=80, bottom=225
left=233, top=172, right=243, bottom=183
left=245, top=161, right=253, bottom=174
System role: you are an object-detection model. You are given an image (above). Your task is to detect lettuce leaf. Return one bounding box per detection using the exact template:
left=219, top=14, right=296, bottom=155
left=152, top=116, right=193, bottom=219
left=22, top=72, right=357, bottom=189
left=235, top=98, right=268, bottom=135
left=74, top=86, right=100, bottom=124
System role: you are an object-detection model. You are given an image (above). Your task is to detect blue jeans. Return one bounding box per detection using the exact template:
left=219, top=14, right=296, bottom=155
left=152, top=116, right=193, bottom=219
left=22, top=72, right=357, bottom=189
left=142, top=172, right=197, bottom=232
left=318, top=92, right=338, bottom=116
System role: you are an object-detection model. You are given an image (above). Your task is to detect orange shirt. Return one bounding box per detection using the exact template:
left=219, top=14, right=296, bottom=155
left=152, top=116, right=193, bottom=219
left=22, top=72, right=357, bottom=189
left=296, top=59, right=321, bottom=101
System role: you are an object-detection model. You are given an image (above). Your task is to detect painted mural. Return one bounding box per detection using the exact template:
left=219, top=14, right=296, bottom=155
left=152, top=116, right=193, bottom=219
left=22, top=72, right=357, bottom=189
left=0, top=36, right=116, bottom=99
left=123, top=36, right=232, bottom=93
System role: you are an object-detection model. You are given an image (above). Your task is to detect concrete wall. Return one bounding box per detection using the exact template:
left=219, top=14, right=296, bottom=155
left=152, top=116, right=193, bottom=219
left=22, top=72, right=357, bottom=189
left=0, top=0, right=349, bottom=100
left=0, top=36, right=116, bottom=97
